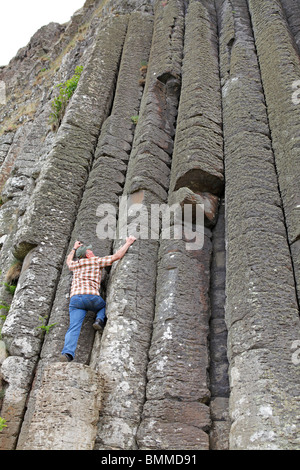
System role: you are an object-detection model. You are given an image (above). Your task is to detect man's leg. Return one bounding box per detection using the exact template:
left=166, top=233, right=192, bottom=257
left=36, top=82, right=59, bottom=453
left=61, top=296, right=87, bottom=359
left=83, top=295, right=106, bottom=330
left=95, top=296, right=106, bottom=322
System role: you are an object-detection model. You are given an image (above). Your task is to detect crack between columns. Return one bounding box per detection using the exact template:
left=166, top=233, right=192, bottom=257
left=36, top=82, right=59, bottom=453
left=246, top=0, right=300, bottom=315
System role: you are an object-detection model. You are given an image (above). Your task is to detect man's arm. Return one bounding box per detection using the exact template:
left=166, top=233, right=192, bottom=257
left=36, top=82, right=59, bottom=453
left=66, top=241, right=82, bottom=269
left=111, top=236, right=136, bottom=262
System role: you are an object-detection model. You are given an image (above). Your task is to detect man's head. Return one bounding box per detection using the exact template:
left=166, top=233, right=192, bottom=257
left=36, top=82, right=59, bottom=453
left=76, top=244, right=94, bottom=259
left=85, top=249, right=95, bottom=259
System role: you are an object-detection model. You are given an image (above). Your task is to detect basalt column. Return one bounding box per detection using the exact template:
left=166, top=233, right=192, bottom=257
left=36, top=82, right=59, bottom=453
left=247, top=0, right=300, bottom=306
left=137, top=0, right=223, bottom=450
left=280, top=0, right=300, bottom=54
left=16, top=12, right=153, bottom=450
left=209, top=199, right=230, bottom=450
left=0, top=15, right=128, bottom=450
left=21, top=364, right=102, bottom=451
left=218, top=0, right=300, bottom=450
left=92, top=0, right=184, bottom=450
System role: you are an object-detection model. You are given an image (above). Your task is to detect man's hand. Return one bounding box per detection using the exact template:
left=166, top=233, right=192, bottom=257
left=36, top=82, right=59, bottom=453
left=66, top=241, right=82, bottom=269
left=73, top=240, right=83, bottom=250
left=126, top=236, right=136, bottom=246
left=111, top=236, right=137, bottom=262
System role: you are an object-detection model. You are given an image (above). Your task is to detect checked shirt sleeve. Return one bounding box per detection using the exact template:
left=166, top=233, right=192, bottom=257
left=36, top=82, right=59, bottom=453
left=97, top=255, right=114, bottom=268
left=68, top=261, right=77, bottom=271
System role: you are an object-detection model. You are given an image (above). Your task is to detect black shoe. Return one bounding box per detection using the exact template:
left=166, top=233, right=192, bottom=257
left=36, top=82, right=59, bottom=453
left=60, top=353, right=73, bottom=362
left=93, top=318, right=105, bottom=331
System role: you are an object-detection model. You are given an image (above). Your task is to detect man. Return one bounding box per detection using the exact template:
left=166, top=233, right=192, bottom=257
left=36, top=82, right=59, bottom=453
left=60, top=236, right=136, bottom=362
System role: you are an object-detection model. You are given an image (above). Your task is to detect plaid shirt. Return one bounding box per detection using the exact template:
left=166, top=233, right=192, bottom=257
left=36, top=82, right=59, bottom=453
left=68, top=256, right=113, bottom=298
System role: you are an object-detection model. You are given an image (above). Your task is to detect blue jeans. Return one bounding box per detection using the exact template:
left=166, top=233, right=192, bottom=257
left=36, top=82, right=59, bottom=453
left=61, top=294, right=106, bottom=359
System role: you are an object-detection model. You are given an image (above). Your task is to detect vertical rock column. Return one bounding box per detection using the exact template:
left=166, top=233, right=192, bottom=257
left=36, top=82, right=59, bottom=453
left=21, top=364, right=102, bottom=450
left=137, top=237, right=213, bottom=450
left=93, top=0, right=184, bottom=450
left=0, top=132, right=15, bottom=168
left=44, top=12, right=154, bottom=365
left=0, top=123, right=34, bottom=294
left=218, top=0, right=300, bottom=450
left=248, top=0, right=300, bottom=303
left=15, top=12, right=154, bottom=451
left=0, top=15, right=128, bottom=450
left=280, top=0, right=300, bottom=54
left=168, top=0, right=224, bottom=198
left=137, top=0, right=223, bottom=450
left=0, top=131, right=19, bottom=190
left=209, top=199, right=230, bottom=450
left=0, top=92, right=58, bottom=356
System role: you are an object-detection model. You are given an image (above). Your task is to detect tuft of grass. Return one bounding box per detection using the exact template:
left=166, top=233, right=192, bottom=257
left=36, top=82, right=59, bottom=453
left=0, top=303, right=10, bottom=314
left=49, top=65, right=83, bottom=131
left=36, top=316, right=58, bottom=335
left=3, top=283, right=16, bottom=296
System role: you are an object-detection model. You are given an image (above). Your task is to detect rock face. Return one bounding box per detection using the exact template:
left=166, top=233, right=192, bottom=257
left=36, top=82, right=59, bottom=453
left=218, top=0, right=300, bottom=449
left=0, top=0, right=299, bottom=451
left=22, top=363, right=102, bottom=450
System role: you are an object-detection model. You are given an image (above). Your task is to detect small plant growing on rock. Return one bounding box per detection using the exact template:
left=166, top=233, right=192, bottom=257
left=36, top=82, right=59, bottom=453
left=36, top=316, right=57, bottom=335
left=49, top=65, right=83, bottom=131
left=3, top=282, right=16, bottom=296
left=0, top=267, right=19, bottom=297
left=0, top=302, right=10, bottom=315
left=131, top=115, right=139, bottom=125
left=0, top=417, right=7, bottom=432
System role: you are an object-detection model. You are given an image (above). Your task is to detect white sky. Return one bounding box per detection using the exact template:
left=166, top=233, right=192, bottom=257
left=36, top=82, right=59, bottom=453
left=0, top=0, right=86, bottom=66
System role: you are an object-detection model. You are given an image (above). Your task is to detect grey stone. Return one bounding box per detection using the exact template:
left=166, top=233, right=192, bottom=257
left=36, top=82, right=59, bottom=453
left=19, top=363, right=102, bottom=450
left=17, top=10, right=154, bottom=449
left=248, top=0, right=300, bottom=301
left=93, top=0, right=185, bottom=450
left=169, top=0, right=223, bottom=197
left=0, top=132, right=15, bottom=166
left=210, top=421, right=230, bottom=450
left=218, top=0, right=300, bottom=450
left=0, top=15, right=129, bottom=449
left=0, top=356, right=35, bottom=449
left=0, top=341, right=8, bottom=365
